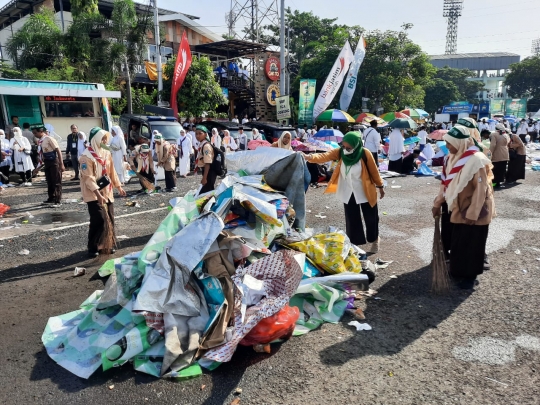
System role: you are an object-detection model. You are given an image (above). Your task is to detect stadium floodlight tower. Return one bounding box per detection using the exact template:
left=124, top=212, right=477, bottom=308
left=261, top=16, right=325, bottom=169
left=443, top=0, right=464, bottom=54
left=532, top=38, right=540, bottom=56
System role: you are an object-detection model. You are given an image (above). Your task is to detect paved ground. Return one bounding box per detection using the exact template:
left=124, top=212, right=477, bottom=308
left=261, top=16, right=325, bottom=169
left=1, top=165, right=539, bottom=405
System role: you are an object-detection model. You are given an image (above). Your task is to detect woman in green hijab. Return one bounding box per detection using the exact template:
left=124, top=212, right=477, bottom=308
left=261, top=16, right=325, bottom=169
left=305, top=132, right=385, bottom=253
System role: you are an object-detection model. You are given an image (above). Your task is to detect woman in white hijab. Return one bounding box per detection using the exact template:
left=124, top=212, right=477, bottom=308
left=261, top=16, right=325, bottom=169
left=10, top=127, right=34, bottom=186
left=0, top=129, right=12, bottom=185
left=77, top=131, right=87, bottom=158
left=252, top=128, right=262, bottom=141
left=177, top=128, right=192, bottom=177
left=110, top=125, right=127, bottom=184
left=222, top=129, right=238, bottom=153
left=210, top=128, right=222, bottom=150
left=271, top=131, right=293, bottom=150
left=388, top=128, right=405, bottom=173
left=79, top=127, right=126, bottom=258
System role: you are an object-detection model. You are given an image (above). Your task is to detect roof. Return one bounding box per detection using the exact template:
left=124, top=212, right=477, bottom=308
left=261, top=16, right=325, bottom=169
left=193, top=40, right=267, bottom=59
left=159, top=13, right=221, bottom=42
left=430, top=52, right=520, bottom=59
left=0, top=78, right=121, bottom=98
left=429, top=52, right=521, bottom=71
left=0, top=0, right=198, bottom=29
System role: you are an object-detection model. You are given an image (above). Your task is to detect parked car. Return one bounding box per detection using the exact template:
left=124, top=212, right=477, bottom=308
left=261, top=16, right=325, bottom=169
left=244, top=121, right=297, bottom=143
left=119, top=114, right=181, bottom=145
left=202, top=120, right=241, bottom=139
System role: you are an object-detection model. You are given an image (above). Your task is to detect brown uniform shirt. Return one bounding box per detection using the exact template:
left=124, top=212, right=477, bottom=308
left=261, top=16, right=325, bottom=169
left=157, top=141, right=176, bottom=171
left=40, top=135, right=60, bottom=153
left=79, top=150, right=121, bottom=203
left=509, top=134, right=526, bottom=156
left=489, top=132, right=509, bottom=162
left=196, top=141, right=213, bottom=168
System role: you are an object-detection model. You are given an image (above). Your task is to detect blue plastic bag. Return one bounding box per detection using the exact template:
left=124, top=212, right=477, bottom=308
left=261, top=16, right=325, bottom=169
left=416, top=163, right=437, bottom=176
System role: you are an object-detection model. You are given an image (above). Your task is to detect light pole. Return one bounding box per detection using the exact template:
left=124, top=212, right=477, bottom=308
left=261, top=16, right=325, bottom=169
left=153, top=0, right=163, bottom=106
left=279, top=0, right=285, bottom=96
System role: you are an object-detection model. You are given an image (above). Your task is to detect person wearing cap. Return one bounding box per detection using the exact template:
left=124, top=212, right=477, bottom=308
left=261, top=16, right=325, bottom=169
left=79, top=127, right=126, bottom=257
left=457, top=117, right=481, bottom=142
left=195, top=125, right=217, bottom=193
left=154, top=133, right=177, bottom=192
left=506, top=128, right=526, bottom=185
left=177, top=128, right=193, bottom=178
left=130, top=143, right=156, bottom=192
left=432, top=125, right=494, bottom=290
left=35, top=126, right=65, bottom=204
left=490, top=123, right=510, bottom=188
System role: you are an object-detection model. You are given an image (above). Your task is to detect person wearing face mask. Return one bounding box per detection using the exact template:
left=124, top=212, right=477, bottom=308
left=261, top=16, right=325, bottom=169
left=154, top=133, right=177, bottom=192
left=130, top=143, right=156, bottom=193
left=305, top=132, right=385, bottom=253
left=0, top=130, right=12, bottom=185
left=10, top=127, right=35, bottom=186
left=35, top=126, right=65, bottom=204
left=210, top=128, right=222, bottom=150
left=110, top=126, right=127, bottom=184
left=79, top=127, right=126, bottom=258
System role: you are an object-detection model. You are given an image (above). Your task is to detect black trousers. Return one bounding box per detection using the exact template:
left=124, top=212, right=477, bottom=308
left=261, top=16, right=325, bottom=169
left=388, top=158, right=403, bottom=173
left=17, top=169, right=32, bottom=183
left=492, top=161, right=507, bottom=186
left=71, top=155, right=79, bottom=178
left=371, top=151, right=379, bottom=168
left=200, top=169, right=218, bottom=194
left=164, top=170, right=176, bottom=189
left=0, top=165, right=10, bottom=183
left=450, top=223, right=489, bottom=281
left=87, top=201, right=114, bottom=253
left=307, top=162, right=319, bottom=184
left=44, top=161, right=62, bottom=203
left=518, top=134, right=527, bottom=144
left=343, top=194, right=379, bottom=246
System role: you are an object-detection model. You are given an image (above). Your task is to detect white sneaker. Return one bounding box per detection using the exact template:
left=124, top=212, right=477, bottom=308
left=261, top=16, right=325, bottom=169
left=370, top=237, right=380, bottom=254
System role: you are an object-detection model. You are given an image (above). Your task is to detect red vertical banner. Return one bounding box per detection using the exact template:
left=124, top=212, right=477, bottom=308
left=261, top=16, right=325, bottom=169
left=170, top=31, right=192, bottom=117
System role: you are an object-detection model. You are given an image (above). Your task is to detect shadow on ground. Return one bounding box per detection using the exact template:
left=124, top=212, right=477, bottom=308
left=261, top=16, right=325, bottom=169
left=320, top=265, right=472, bottom=366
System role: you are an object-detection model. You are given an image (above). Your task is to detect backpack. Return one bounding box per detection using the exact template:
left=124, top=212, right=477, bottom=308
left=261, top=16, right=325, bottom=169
left=210, top=144, right=227, bottom=177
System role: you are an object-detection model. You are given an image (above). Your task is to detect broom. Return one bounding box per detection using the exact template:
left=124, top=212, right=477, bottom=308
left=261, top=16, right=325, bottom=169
left=136, top=172, right=155, bottom=192
left=98, top=200, right=116, bottom=256
left=431, top=215, right=450, bottom=294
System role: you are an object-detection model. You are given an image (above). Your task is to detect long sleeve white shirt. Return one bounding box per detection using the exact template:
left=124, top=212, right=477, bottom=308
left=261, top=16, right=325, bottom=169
left=363, top=128, right=381, bottom=153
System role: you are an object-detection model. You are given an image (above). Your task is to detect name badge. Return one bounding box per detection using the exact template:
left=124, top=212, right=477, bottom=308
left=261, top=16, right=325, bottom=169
left=72, top=143, right=77, bottom=148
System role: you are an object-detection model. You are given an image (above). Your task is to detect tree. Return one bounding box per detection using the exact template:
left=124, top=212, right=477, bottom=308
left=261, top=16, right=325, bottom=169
left=5, top=9, right=63, bottom=70
left=505, top=56, right=540, bottom=99
left=70, top=0, right=99, bottom=17
left=434, top=67, right=484, bottom=101
left=162, top=56, right=227, bottom=117
left=424, top=78, right=461, bottom=113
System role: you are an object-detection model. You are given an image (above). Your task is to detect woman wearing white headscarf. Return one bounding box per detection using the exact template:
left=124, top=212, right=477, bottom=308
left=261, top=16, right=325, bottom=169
left=79, top=127, right=126, bottom=258
left=252, top=128, right=262, bottom=141
left=77, top=131, right=87, bottom=158
left=0, top=129, right=12, bottom=185
left=177, top=128, right=192, bottom=177
left=271, top=131, right=292, bottom=150
left=222, top=129, right=238, bottom=153
left=432, top=126, right=494, bottom=290
left=110, top=125, right=127, bottom=184
left=387, top=128, right=404, bottom=173
left=210, top=128, right=222, bottom=150
left=10, top=127, right=34, bottom=186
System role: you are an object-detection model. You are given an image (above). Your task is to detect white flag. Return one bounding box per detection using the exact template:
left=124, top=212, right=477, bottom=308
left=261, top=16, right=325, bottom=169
left=339, top=36, right=366, bottom=112
left=312, top=41, right=354, bottom=120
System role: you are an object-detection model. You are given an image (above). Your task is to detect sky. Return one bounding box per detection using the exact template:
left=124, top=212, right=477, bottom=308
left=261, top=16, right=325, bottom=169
left=161, top=0, right=540, bottom=58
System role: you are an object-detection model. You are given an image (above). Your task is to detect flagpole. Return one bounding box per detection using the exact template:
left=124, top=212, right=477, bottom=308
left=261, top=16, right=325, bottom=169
left=153, top=0, right=163, bottom=106
left=279, top=0, right=285, bottom=96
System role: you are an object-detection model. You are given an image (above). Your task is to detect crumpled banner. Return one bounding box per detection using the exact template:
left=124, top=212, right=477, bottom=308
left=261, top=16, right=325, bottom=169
left=288, top=232, right=362, bottom=274
left=42, top=294, right=145, bottom=379
left=290, top=283, right=349, bottom=336
left=201, top=250, right=303, bottom=364
left=134, top=212, right=224, bottom=315
left=226, top=147, right=293, bottom=175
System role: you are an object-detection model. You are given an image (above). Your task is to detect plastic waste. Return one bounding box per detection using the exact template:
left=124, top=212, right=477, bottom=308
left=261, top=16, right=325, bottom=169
left=348, top=321, right=372, bottom=331
left=73, top=267, right=86, bottom=277
left=0, top=203, right=10, bottom=216
left=18, top=249, right=29, bottom=255
left=239, top=304, right=299, bottom=346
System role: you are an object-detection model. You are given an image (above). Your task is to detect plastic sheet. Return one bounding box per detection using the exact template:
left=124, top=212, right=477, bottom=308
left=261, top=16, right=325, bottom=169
left=415, top=162, right=437, bottom=176
left=226, top=147, right=293, bottom=175
left=239, top=304, right=299, bottom=346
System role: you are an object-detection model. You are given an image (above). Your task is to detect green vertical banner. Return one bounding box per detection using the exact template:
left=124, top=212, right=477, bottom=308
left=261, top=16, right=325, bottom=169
left=505, top=98, right=527, bottom=118
left=298, top=79, right=316, bottom=126
left=489, top=99, right=506, bottom=116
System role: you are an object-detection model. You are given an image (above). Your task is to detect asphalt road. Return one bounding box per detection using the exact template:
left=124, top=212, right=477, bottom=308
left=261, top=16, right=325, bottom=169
left=1, top=165, right=539, bottom=405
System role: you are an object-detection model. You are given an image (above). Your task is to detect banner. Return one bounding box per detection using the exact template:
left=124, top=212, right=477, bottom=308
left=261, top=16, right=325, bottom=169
left=276, top=96, right=291, bottom=120
left=298, top=79, right=316, bottom=126
left=489, top=99, right=505, bottom=115
left=505, top=98, right=527, bottom=118
left=171, top=31, right=192, bottom=118
left=339, top=36, right=366, bottom=112
left=312, top=41, right=354, bottom=120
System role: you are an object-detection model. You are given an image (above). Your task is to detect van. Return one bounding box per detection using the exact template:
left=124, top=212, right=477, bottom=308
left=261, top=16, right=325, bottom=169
left=119, top=114, right=181, bottom=145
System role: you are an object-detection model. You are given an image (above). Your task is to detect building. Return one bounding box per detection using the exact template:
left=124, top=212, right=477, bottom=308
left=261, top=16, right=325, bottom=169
left=0, top=0, right=221, bottom=84
left=430, top=52, right=521, bottom=100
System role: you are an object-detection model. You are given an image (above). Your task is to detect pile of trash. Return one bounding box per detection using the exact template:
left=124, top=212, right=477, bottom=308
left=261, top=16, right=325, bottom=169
left=42, top=148, right=382, bottom=380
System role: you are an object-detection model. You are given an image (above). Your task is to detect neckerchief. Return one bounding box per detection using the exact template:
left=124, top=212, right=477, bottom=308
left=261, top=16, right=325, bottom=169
left=179, top=137, right=185, bottom=159
left=441, top=145, right=479, bottom=191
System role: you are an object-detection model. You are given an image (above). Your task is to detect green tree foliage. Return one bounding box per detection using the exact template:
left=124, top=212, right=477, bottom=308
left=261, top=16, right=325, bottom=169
left=5, top=9, right=63, bottom=70
left=434, top=67, right=484, bottom=100
left=504, top=56, right=540, bottom=99
left=162, top=56, right=227, bottom=117
left=424, top=78, right=461, bottom=113
left=70, top=0, right=99, bottom=17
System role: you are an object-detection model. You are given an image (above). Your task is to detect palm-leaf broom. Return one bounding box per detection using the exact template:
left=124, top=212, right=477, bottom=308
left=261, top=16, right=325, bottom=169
left=431, top=216, right=450, bottom=294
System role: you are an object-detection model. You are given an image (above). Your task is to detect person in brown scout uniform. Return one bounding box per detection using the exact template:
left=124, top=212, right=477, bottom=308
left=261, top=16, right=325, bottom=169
left=154, top=133, right=177, bottom=192
left=79, top=127, right=126, bottom=258
left=194, top=125, right=216, bottom=194
left=35, top=126, right=65, bottom=204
